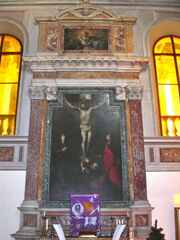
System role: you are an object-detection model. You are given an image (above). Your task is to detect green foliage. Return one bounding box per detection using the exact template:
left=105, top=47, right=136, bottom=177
left=147, top=220, right=165, bottom=240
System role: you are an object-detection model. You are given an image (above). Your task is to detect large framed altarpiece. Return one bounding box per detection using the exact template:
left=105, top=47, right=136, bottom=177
left=42, top=88, right=130, bottom=208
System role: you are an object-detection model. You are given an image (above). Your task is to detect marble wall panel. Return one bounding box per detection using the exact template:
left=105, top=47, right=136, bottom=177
left=0, top=147, right=14, bottom=161
left=33, top=72, right=139, bottom=79
left=24, top=214, right=37, bottom=226
left=160, top=148, right=180, bottom=162
left=135, top=215, right=148, bottom=226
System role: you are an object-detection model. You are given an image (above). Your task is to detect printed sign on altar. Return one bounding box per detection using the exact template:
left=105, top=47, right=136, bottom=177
left=70, top=194, right=100, bottom=236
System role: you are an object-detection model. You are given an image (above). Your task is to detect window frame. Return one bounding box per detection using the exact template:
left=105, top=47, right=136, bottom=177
left=153, top=35, right=180, bottom=136
left=0, top=34, right=23, bottom=135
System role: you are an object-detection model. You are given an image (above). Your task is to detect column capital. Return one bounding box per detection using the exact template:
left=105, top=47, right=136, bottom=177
left=126, top=86, right=143, bottom=100
left=29, top=87, right=46, bottom=99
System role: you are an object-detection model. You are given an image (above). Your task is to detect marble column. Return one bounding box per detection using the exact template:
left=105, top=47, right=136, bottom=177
left=25, top=87, right=46, bottom=200
left=12, top=87, right=46, bottom=240
left=126, top=86, right=152, bottom=240
left=127, top=86, right=147, bottom=201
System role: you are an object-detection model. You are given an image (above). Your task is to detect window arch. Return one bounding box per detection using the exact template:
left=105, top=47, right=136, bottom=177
left=153, top=35, right=180, bottom=136
left=0, top=34, right=22, bottom=135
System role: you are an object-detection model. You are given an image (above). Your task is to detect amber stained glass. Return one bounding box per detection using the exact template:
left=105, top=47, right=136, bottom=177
left=0, top=84, right=18, bottom=115
left=154, top=37, right=173, bottom=54
left=0, top=55, right=20, bottom=83
left=158, top=85, right=180, bottom=116
left=174, top=37, right=180, bottom=54
left=2, top=35, right=21, bottom=52
left=154, top=36, right=180, bottom=136
left=155, top=56, right=177, bottom=84
left=0, top=35, right=22, bottom=135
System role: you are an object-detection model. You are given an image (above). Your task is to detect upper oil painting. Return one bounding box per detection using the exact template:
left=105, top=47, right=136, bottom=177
left=62, top=27, right=110, bottom=53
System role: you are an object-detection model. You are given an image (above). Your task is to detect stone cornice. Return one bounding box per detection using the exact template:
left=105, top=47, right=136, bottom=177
left=23, top=55, right=149, bottom=73
left=0, top=1, right=179, bottom=9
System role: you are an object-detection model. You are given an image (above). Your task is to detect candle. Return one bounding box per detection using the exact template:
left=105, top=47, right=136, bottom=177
left=45, top=218, right=48, bottom=230
left=116, top=219, right=118, bottom=225
left=129, top=227, right=134, bottom=240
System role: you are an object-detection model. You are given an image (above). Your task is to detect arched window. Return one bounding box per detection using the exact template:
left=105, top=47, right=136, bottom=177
left=153, top=35, right=180, bottom=136
left=0, top=34, right=22, bottom=135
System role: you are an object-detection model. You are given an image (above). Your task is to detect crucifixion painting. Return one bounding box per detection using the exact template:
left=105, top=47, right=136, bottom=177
left=49, top=93, right=123, bottom=201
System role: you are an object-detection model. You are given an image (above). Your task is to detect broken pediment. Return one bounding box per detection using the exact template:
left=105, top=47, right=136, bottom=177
left=35, top=0, right=136, bottom=24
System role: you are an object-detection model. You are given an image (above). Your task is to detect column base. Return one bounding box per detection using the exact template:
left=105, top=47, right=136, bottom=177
left=130, top=200, right=154, bottom=240
left=11, top=200, right=41, bottom=240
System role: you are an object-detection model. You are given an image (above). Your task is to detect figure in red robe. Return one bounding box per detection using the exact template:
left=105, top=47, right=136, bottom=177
left=103, top=134, right=121, bottom=187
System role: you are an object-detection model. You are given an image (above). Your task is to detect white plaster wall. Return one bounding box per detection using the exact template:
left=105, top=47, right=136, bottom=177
left=0, top=171, right=26, bottom=240
left=146, top=172, right=180, bottom=240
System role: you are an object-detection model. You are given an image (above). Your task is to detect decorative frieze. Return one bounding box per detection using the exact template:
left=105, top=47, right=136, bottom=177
left=144, top=137, right=180, bottom=171
left=23, top=55, right=149, bottom=73
left=33, top=71, right=139, bottom=79
left=0, top=136, right=28, bottom=170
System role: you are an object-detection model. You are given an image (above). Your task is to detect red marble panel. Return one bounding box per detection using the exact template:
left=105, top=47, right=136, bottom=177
left=149, top=148, right=154, bottom=163
left=46, top=27, right=58, bottom=52
left=0, top=147, right=14, bottom=161
left=25, top=99, right=44, bottom=200
left=160, top=148, right=180, bottom=162
left=135, top=215, right=148, bottom=226
left=24, top=214, right=37, bottom=226
left=129, top=100, right=147, bottom=201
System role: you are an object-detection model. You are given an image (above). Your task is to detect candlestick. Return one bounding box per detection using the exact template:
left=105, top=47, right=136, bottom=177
left=45, top=218, right=48, bottom=230
left=129, top=227, right=134, bottom=240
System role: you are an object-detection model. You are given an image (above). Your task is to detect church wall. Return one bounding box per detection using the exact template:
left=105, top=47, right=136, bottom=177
left=146, top=172, right=180, bottom=240
left=0, top=1, right=179, bottom=240
left=0, top=171, right=26, bottom=240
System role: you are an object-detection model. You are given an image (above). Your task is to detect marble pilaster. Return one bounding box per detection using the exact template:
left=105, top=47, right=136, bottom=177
left=127, top=87, right=147, bottom=201
left=12, top=87, right=46, bottom=240
left=25, top=87, right=46, bottom=200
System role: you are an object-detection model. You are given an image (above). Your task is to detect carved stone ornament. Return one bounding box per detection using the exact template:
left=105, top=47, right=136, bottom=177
left=46, top=87, right=58, bottom=101
left=115, top=86, right=126, bottom=100
left=29, top=87, right=46, bottom=99
left=23, top=56, right=149, bottom=73
left=35, top=0, right=136, bottom=24
left=126, top=86, right=143, bottom=99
